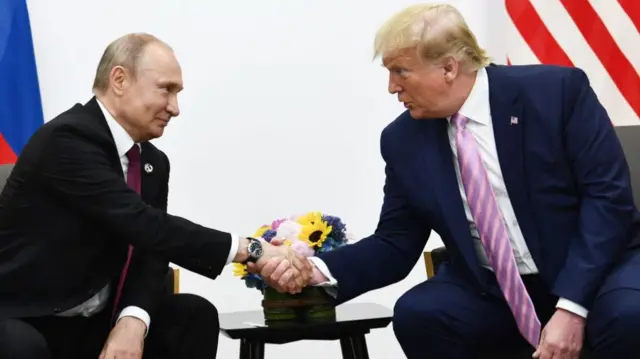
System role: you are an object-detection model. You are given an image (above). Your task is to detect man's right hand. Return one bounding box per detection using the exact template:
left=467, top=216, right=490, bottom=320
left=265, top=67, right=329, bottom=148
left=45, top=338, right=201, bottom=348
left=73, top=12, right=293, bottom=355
left=99, top=317, right=146, bottom=359
left=246, top=238, right=313, bottom=293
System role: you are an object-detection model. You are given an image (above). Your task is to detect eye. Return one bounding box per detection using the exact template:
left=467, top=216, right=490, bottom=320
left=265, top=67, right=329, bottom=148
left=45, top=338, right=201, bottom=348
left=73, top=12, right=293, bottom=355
left=392, top=68, right=409, bottom=78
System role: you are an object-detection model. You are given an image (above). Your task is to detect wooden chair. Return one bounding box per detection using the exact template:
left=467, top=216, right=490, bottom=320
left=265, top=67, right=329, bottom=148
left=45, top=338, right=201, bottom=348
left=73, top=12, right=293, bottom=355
left=167, top=268, right=180, bottom=294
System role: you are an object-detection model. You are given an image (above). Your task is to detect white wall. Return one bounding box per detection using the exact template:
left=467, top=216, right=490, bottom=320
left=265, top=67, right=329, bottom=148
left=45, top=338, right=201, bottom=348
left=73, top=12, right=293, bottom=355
left=27, top=0, right=504, bottom=357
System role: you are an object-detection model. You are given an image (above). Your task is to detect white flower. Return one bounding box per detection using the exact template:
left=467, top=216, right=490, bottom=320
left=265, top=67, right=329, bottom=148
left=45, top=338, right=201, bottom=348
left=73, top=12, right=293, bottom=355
left=275, top=220, right=302, bottom=241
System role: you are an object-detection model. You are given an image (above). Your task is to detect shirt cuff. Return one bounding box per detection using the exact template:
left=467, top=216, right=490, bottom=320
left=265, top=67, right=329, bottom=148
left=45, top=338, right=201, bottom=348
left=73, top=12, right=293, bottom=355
left=556, top=297, right=589, bottom=318
left=226, top=233, right=239, bottom=265
left=308, top=257, right=338, bottom=298
left=308, top=257, right=338, bottom=286
left=117, top=306, right=151, bottom=337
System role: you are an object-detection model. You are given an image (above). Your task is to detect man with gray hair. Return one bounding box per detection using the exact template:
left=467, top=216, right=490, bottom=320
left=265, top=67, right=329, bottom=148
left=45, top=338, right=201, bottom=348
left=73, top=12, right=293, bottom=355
left=0, top=33, right=311, bottom=359
left=252, top=4, right=640, bottom=359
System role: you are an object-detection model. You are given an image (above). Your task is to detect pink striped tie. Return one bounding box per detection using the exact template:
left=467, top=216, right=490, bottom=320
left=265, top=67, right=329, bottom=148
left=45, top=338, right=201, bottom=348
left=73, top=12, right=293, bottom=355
left=452, top=113, right=541, bottom=348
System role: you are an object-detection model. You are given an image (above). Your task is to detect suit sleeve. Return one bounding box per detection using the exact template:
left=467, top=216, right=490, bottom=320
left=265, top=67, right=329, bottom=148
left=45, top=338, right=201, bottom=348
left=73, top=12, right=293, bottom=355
left=551, top=68, right=636, bottom=309
left=37, top=127, right=232, bottom=280
left=317, top=129, right=432, bottom=304
left=119, top=152, right=173, bottom=319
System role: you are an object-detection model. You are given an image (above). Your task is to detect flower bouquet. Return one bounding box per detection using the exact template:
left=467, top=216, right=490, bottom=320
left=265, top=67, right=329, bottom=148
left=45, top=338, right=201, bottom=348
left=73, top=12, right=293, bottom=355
left=232, top=211, right=351, bottom=322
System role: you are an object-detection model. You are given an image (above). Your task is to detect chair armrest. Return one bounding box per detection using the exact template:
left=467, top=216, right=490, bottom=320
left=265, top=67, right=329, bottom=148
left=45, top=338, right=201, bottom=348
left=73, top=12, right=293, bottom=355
left=423, top=247, right=450, bottom=278
left=164, top=267, right=180, bottom=294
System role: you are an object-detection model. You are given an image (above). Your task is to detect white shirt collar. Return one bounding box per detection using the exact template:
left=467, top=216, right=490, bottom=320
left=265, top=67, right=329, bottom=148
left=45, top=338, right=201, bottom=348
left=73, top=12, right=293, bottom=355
left=95, top=98, right=138, bottom=157
left=448, top=66, right=491, bottom=125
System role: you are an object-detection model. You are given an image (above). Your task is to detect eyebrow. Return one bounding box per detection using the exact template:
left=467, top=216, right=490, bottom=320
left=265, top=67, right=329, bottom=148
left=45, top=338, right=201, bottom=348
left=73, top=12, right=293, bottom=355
left=160, top=81, right=183, bottom=91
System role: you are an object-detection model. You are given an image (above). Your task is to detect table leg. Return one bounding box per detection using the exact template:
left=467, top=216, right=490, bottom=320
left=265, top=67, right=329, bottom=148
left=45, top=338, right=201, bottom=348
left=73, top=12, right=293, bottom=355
left=239, top=338, right=265, bottom=359
left=340, top=333, right=369, bottom=359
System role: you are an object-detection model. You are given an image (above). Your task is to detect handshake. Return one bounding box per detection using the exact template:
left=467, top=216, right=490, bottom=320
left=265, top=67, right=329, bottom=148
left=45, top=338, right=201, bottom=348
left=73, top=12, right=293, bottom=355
left=240, top=236, right=324, bottom=294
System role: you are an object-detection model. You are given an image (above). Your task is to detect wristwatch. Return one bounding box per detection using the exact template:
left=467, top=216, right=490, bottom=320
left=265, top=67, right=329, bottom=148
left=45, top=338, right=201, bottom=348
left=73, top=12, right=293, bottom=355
left=243, top=237, right=263, bottom=264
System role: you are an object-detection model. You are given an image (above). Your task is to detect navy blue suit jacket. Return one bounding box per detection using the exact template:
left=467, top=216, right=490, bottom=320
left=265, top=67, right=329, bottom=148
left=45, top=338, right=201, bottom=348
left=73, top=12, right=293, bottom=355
left=318, top=64, right=640, bottom=310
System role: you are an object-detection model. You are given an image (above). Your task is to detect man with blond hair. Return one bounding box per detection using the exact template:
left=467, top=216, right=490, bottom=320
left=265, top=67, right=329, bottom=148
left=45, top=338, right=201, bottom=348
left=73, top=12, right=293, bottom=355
left=0, top=33, right=311, bottom=359
left=252, top=4, right=640, bottom=359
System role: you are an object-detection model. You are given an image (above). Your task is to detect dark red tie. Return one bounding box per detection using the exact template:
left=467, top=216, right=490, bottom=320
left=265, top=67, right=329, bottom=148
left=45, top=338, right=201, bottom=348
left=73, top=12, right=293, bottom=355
left=112, top=145, right=141, bottom=319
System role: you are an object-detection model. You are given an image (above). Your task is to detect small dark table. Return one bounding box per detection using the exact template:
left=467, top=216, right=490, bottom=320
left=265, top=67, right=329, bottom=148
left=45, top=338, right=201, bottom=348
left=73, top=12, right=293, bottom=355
left=219, top=302, right=392, bottom=359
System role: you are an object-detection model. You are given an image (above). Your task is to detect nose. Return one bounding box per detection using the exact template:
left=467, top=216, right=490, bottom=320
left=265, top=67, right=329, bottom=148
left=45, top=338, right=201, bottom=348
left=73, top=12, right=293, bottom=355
left=388, top=75, right=402, bottom=94
left=167, top=94, right=180, bottom=117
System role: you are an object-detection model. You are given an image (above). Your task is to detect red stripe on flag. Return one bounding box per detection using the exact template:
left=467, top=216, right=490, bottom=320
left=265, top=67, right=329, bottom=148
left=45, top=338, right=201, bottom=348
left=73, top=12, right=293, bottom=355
left=505, top=0, right=573, bottom=66
left=560, top=0, right=640, bottom=118
left=617, top=0, right=639, bottom=33
left=0, top=133, right=17, bottom=165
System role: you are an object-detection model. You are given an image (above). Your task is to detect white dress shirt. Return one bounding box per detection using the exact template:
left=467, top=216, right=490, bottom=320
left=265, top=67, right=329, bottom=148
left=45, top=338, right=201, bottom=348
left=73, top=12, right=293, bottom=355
left=57, top=99, right=240, bottom=332
left=310, top=67, right=588, bottom=318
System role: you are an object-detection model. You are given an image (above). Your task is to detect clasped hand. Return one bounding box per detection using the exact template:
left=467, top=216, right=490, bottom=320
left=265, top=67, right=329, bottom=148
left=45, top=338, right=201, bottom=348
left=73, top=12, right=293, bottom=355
left=246, top=238, right=313, bottom=294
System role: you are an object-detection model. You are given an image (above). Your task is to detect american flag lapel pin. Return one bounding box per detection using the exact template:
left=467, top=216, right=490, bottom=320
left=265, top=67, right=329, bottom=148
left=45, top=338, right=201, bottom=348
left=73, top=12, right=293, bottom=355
left=510, top=116, right=518, bottom=125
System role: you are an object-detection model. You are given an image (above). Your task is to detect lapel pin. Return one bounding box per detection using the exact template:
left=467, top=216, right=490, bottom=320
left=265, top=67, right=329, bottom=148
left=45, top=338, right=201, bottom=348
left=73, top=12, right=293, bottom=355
left=510, top=116, right=519, bottom=125
left=144, top=163, right=153, bottom=174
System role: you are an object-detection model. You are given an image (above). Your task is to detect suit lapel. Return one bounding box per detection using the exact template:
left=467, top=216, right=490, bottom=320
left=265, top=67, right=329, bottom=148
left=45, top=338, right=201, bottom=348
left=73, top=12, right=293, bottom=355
left=486, top=66, right=541, bottom=263
left=419, top=119, right=482, bottom=276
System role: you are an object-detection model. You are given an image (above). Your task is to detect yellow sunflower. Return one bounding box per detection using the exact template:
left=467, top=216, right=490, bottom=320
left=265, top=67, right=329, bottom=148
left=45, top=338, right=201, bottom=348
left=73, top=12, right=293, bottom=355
left=298, top=212, right=333, bottom=248
left=253, top=225, right=270, bottom=238
left=232, top=263, right=248, bottom=277
left=296, top=211, right=322, bottom=226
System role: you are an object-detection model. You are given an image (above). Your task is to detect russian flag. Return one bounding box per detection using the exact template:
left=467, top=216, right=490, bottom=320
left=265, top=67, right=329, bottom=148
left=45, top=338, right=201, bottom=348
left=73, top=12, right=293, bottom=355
left=0, top=0, right=44, bottom=164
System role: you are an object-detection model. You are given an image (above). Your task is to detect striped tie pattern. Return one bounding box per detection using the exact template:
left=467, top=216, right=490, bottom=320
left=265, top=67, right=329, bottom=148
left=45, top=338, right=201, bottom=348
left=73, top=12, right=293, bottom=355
left=452, top=113, right=541, bottom=348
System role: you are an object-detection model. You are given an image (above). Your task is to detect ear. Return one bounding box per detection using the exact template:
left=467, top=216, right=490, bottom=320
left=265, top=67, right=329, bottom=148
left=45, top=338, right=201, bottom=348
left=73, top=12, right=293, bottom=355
left=441, top=56, right=459, bottom=83
left=109, top=66, right=129, bottom=96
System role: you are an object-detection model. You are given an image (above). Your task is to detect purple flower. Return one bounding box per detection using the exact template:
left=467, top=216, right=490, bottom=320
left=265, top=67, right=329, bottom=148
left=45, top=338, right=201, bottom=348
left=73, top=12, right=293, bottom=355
left=262, top=229, right=277, bottom=242
left=322, top=215, right=347, bottom=241
left=245, top=273, right=265, bottom=290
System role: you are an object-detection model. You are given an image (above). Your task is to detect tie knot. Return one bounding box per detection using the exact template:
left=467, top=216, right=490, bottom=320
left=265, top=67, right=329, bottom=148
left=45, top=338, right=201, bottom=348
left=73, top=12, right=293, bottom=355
left=452, top=113, right=468, bottom=129
left=126, top=145, right=140, bottom=164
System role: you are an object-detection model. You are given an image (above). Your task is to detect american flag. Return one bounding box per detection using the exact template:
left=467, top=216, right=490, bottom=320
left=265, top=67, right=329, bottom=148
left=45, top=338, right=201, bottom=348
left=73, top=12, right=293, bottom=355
left=505, top=0, right=639, bottom=126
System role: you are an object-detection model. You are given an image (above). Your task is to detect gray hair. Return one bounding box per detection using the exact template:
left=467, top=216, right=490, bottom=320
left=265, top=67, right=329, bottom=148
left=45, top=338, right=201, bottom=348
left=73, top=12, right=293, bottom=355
left=92, top=33, right=169, bottom=92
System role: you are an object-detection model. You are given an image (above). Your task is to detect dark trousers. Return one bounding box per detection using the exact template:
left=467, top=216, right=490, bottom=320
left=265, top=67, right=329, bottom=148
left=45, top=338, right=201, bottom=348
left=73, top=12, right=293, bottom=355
left=0, top=293, right=219, bottom=359
left=393, top=252, right=640, bottom=359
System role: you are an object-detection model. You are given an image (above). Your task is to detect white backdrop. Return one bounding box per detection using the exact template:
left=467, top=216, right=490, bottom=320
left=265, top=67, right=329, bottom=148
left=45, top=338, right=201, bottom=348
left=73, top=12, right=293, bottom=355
left=27, top=0, right=506, bottom=357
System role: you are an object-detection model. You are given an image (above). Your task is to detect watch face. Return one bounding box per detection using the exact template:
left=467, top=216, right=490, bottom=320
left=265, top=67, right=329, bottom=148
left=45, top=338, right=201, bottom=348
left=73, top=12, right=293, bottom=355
left=249, top=240, right=263, bottom=258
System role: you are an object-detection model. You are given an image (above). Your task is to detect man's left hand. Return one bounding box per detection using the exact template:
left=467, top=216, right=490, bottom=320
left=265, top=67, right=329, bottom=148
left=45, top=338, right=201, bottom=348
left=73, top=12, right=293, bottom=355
left=99, top=316, right=146, bottom=359
left=533, top=309, right=585, bottom=359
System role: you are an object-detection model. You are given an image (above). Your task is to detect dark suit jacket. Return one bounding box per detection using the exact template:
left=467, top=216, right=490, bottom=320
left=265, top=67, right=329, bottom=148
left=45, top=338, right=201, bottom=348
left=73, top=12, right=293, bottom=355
left=0, top=98, right=231, bottom=319
left=318, top=64, right=640, bottom=310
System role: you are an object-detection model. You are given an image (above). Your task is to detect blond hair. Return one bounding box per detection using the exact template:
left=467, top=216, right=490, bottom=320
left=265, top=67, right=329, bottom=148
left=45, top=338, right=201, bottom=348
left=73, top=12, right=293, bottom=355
left=92, top=33, right=169, bottom=92
left=373, top=3, right=490, bottom=71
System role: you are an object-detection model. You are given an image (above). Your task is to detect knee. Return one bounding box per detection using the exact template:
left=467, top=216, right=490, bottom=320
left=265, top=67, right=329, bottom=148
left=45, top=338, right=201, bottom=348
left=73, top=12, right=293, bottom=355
left=176, top=294, right=219, bottom=329
left=393, top=292, right=419, bottom=337
left=611, top=305, right=640, bottom=337
left=594, top=301, right=640, bottom=337
left=392, top=288, right=439, bottom=341
left=0, top=319, right=50, bottom=359
left=588, top=290, right=640, bottom=354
